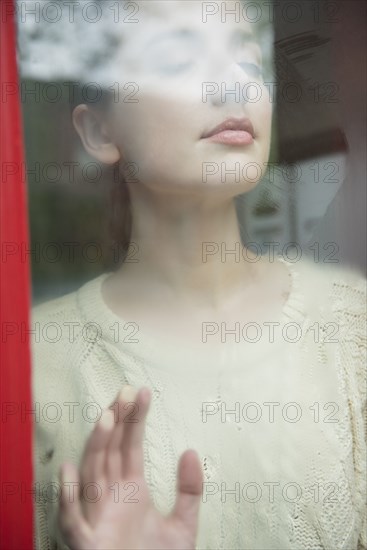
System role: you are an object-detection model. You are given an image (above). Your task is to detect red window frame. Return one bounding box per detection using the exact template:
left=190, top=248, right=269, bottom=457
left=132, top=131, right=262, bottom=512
left=0, top=0, right=34, bottom=547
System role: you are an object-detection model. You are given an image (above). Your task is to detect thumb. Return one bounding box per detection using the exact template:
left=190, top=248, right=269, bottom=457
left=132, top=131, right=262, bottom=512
left=171, top=449, right=203, bottom=534
left=58, top=462, right=92, bottom=549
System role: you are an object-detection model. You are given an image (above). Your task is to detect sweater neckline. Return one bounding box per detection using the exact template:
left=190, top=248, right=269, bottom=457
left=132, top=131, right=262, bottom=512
left=76, top=255, right=307, bottom=372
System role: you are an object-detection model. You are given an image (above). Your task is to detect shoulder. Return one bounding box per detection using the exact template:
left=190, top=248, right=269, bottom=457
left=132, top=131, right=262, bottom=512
left=31, top=288, right=81, bottom=363
left=290, top=255, right=366, bottom=322
left=30, top=283, right=93, bottom=404
left=293, top=255, right=366, bottom=396
left=31, top=286, right=80, bottom=325
left=286, top=255, right=366, bottom=372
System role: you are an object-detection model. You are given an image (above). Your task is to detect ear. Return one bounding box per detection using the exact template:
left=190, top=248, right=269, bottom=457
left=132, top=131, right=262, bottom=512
left=72, top=104, right=120, bottom=165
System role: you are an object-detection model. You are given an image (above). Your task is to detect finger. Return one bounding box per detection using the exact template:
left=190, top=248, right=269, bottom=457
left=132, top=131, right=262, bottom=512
left=170, top=449, right=203, bottom=534
left=121, top=387, right=151, bottom=479
left=80, top=409, right=115, bottom=487
left=107, top=386, right=137, bottom=453
left=59, top=462, right=92, bottom=549
left=105, top=386, right=132, bottom=481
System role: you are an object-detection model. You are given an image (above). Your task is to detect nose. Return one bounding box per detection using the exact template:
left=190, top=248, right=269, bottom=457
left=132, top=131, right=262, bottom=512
left=205, top=59, right=252, bottom=107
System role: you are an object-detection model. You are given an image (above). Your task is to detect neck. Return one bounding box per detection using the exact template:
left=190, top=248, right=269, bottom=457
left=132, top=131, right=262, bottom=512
left=115, top=185, right=261, bottom=309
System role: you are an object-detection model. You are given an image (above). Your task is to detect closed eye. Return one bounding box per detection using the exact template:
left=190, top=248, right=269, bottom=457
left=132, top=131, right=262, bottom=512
left=156, top=61, right=195, bottom=75
left=238, top=62, right=263, bottom=79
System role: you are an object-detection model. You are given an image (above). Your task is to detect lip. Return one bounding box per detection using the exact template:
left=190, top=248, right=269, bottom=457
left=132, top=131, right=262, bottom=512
left=201, top=117, right=255, bottom=146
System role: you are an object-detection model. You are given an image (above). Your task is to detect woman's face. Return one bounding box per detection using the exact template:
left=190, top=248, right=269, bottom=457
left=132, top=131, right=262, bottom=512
left=106, top=0, right=273, bottom=197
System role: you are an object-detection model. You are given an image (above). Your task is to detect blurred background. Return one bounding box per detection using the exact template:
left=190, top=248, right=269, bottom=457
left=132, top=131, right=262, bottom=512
left=16, top=0, right=366, bottom=304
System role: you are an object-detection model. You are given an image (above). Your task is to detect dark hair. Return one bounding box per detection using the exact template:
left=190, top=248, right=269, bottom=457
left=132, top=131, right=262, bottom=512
left=69, top=84, right=132, bottom=260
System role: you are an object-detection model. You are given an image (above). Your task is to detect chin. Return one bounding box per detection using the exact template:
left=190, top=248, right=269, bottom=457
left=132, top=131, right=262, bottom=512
left=193, top=178, right=260, bottom=198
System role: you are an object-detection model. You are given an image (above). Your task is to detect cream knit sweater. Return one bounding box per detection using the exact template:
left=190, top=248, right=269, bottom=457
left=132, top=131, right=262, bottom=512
left=31, top=256, right=367, bottom=550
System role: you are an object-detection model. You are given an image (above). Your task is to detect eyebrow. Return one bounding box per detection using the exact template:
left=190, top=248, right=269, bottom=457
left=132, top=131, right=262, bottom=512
left=232, top=29, right=263, bottom=62
left=143, top=27, right=261, bottom=53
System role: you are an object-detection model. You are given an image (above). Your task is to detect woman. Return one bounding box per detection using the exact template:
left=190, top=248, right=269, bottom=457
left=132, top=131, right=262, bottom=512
left=31, top=1, right=366, bottom=549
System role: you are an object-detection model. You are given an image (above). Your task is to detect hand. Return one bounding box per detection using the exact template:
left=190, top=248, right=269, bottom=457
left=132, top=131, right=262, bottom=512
left=58, top=386, right=203, bottom=550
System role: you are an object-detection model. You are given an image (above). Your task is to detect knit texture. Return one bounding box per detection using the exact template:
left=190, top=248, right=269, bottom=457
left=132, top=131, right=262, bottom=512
left=31, top=256, right=366, bottom=550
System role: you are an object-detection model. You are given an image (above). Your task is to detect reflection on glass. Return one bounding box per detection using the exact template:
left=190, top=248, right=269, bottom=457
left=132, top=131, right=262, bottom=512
left=15, top=2, right=366, bottom=549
